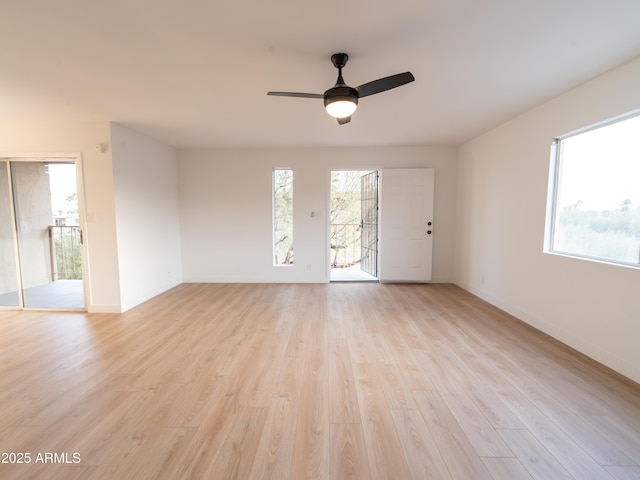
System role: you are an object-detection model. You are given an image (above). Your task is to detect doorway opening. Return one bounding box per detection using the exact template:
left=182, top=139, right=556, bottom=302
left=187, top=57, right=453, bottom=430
left=0, top=158, right=86, bottom=310
left=330, top=170, right=379, bottom=282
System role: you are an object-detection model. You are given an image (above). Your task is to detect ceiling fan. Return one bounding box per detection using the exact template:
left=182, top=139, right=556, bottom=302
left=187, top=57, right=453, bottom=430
left=267, top=53, right=415, bottom=125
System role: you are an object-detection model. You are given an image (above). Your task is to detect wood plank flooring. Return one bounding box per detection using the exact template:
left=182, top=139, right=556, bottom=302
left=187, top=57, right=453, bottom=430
left=1, top=282, right=639, bottom=479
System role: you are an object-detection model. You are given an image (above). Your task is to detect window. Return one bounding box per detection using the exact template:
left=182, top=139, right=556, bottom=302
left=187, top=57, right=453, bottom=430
left=273, top=168, right=293, bottom=265
left=546, top=111, right=640, bottom=267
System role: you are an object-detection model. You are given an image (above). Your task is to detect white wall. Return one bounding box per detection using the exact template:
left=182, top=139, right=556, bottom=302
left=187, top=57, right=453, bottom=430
left=179, top=146, right=457, bottom=283
left=111, top=123, right=182, bottom=312
left=0, top=120, right=121, bottom=312
left=455, top=57, right=640, bottom=383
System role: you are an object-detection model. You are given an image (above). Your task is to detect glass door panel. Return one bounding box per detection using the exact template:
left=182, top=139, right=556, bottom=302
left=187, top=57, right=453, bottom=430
left=0, top=161, right=20, bottom=307
left=10, top=161, right=84, bottom=309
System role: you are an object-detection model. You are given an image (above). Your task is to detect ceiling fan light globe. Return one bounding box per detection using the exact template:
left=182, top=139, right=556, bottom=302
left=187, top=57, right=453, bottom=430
left=324, top=85, right=358, bottom=119
left=325, top=99, right=357, bottom=118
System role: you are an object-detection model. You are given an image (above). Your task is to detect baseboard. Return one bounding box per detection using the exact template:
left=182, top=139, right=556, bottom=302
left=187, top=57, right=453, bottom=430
left=87, top=304, right=122, bottom=314
left=453, top=280, right=640, bottom=386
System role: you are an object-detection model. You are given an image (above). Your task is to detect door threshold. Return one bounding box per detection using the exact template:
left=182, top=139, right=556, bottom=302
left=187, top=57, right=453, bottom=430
left=330, top=268, right=378, bottom=282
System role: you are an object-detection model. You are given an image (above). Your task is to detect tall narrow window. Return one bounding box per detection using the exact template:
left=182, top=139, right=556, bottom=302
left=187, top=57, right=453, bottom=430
left=273, top=168, right=294, bottom=265
left=546, top=111, right=640, bottom=267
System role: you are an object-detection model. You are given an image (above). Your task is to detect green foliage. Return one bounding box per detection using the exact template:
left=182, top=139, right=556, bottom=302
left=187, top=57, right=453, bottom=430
left=53, top=228, right=82, bottom=279
left=555, top=200, right=640, bottom=263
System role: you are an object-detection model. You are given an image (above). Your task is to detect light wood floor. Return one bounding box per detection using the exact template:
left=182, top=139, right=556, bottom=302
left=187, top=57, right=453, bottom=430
left=1, top=283, right=639, bottom=480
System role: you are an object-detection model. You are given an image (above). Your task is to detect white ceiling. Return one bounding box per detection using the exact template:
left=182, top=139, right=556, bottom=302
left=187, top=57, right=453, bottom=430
left=2, top=0, right=640, bottom=149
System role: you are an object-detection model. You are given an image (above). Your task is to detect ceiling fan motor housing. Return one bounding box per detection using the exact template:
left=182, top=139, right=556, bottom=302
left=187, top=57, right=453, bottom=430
left=323, top=85, right=359, bottom=108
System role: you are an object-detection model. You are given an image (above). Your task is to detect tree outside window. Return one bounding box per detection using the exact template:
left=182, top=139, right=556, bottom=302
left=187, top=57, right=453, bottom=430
left=273, top=168, right=293, bottom=265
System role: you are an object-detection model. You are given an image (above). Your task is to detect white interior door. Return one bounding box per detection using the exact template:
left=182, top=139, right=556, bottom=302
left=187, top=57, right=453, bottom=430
left=379, top=168, right=434, bottom=282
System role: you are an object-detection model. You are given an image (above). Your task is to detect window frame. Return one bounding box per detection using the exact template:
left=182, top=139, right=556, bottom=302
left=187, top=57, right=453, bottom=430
left=544, top=109, right=640, bottom=269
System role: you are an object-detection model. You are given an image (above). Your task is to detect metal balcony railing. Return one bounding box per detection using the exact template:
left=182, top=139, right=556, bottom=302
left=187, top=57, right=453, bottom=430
left=48, top=225, right=82, bottom=280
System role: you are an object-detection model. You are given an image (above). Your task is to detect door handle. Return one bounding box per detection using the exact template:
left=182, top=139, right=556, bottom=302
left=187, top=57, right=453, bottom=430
left=427, top=220, right=432, bottom=235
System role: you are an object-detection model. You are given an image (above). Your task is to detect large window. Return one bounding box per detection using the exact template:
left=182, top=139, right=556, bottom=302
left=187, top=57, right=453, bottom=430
left=273, top=168, right=293, bottom=265
left=546, top=111, right=640, bottom=267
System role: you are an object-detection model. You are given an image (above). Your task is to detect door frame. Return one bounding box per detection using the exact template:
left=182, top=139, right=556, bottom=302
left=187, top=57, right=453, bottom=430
left=0, top=152, right=88, bottom=311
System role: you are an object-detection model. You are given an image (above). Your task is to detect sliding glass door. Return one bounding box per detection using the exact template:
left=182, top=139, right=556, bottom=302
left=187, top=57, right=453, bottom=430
left=0, top=161, right=20, bottom=307
left=0, top=159, right=85, bottom=310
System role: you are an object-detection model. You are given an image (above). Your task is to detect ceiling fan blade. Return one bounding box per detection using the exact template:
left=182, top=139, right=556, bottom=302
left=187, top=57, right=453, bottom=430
left=267, top=91, right=323, bottom=99
left=337, top=116, right=351, bottom=125
left=355, top=72, right=415, bottom=98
